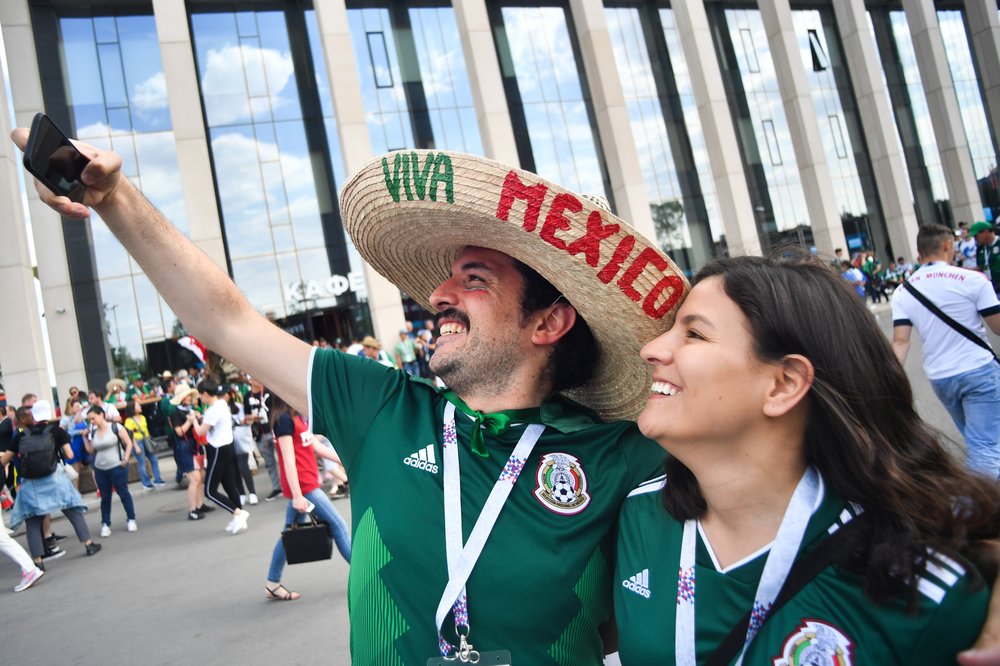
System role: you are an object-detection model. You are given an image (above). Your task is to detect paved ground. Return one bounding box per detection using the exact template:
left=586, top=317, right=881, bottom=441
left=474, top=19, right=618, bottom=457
left=1, top=463, right=352, bottom=666
left=0, top=303, right=995, bottom=664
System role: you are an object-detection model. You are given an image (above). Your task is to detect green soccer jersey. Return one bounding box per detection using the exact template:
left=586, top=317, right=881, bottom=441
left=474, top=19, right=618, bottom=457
left=614, top=476, right=987, bottom=665
left=309, top=348, right=664, bottom=665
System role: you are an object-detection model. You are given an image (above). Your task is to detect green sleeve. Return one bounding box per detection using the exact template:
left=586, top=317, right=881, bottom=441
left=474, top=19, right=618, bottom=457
left=905, top=572, right=988, bottom=662
left=309, top=347, right=410, bottom=471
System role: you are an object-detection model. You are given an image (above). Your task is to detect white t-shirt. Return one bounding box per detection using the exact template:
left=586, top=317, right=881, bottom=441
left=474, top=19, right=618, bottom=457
left=891, top=262, right=1000, bottom=379
left=958, top=237, right=978, bottom=269
left=201, top=398, right=234, bottom=448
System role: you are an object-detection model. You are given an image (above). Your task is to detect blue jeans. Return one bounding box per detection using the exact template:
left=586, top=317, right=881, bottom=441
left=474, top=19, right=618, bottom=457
left=133, top=438, right=164, bottom=487
left=93, top=465, right=136, bottom=526
left=267, top=488, right=351, bottom=582
left=930, top=361, right=1000, bottom=478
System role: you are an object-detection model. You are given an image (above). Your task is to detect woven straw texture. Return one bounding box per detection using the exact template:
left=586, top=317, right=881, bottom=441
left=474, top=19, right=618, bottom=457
left=340, top=150, right=689, bottom=421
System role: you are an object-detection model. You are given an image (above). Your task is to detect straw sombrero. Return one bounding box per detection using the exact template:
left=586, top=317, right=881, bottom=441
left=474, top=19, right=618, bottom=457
left=106, top=378, right=126, bottom=393
left=340, top=150, right=689, bottom=421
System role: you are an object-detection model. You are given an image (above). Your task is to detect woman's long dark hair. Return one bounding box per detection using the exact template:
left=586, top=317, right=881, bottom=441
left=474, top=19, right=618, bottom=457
left=268, top=392, right=298, bottom=431
left=662, top=249, right=1000, bottom=606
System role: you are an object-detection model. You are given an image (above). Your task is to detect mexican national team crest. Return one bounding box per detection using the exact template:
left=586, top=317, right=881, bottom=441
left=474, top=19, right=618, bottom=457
left=772, top=619, right=854, bottom=666
left=533, top=452, right=590, bottom=515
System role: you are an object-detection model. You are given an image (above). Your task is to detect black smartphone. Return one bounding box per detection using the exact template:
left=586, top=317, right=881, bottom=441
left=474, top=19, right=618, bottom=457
left=22, top=112, right=90, bottom=203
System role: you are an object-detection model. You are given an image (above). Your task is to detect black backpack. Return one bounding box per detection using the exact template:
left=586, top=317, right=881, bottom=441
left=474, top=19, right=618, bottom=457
left=18, top=425, right=59, bottom=479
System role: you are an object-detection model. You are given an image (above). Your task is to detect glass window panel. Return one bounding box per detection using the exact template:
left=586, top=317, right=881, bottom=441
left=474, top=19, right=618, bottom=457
left=272, top=225, right=296, bottom=254
left=133, top=274, right=165, bottom=341
left=60, top=13, right=188, bottom=371
left=890, top=11, right=948, bottom=202
left=192, top=13, right=251, bottom=127
left=97, top=43, right=128, bottom=108
left=100, top=277, right=143, bottom=376
left=499, top=5, right=605, bottom=196
left=118, top=18, right=171, bottom=133
left=236, top=12, right=257, bottom=38
left=723, top=9, right=810, bottom=235
left=254, top=123, right=279, bottom=162
left=208, top=126, right=271, bottom=259
left=93, top=16, right=118, bottom=44
left=241, top=36, right=268, bottom=98
left=938, top=10, right=996, bottom=180
left=231, top=257, right=284, bottom=319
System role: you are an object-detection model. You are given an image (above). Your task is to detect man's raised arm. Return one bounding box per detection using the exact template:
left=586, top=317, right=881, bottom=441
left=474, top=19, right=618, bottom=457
left=11, top=128, right=311, bottom=413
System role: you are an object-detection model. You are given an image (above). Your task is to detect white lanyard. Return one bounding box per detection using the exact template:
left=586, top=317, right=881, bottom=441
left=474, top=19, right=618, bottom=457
left=675, top=466, right=820, bottom=666
left=435, top=402, right=545, bottom=658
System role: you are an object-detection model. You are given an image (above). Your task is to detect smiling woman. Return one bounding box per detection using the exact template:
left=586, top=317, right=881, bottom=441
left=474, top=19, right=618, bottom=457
left=616, top=250, right=1000, bottom=665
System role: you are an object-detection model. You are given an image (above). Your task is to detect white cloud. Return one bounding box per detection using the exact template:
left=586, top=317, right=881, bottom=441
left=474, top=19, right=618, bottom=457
left=132, top=72, right=168, bottom=113
left=201, top=44, right=295, bottom=126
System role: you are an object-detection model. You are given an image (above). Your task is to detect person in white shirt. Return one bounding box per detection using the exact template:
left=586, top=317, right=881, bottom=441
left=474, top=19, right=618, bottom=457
left=892, top=224, right=1000, bottom=478
left=190, top=379, right=250, bottom=534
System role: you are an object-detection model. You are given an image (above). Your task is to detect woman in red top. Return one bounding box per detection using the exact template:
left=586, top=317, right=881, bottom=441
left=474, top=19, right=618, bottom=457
left=264, top=393, right=350, bottom=601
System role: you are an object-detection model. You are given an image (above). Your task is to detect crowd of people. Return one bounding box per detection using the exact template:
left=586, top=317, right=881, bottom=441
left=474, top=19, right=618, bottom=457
left=0, top=366, right=352, bottom=597
left=7, top=124, right=1000, bottom=664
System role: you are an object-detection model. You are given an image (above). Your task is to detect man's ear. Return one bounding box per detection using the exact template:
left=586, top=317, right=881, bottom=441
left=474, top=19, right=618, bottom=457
left=531, top=302, right=577, bottom=347
left=762, top=354, right=814, bottom=418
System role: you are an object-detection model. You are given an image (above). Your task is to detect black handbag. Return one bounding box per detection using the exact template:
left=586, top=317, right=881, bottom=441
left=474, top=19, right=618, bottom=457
left=281, top=512, right=333, bottom=564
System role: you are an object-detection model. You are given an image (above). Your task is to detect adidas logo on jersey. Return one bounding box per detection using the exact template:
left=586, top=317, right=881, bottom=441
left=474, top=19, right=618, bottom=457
left=622, top=569, right=651, bottom=598
left=403, top=444, right=439, bottom=474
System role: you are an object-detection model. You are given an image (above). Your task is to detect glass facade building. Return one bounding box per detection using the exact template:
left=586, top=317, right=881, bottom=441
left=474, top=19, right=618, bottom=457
left=3, top=0, right=1000, bottom=397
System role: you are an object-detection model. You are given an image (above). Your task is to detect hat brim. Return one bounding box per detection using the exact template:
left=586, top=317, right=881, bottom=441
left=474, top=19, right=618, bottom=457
left=106, top=379, right=126, bottom=392
left=170, top=387, right=198, bottom=405
left=341, top=150, right=689, bottom=421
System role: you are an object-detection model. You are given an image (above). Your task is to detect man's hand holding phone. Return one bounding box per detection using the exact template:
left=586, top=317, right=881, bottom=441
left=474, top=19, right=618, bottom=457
left=11, top=113, right=125, bottom=219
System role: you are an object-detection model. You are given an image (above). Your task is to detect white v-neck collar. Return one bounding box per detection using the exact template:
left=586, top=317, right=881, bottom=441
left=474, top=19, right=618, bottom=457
left=697, top=474, right=827, bottom=574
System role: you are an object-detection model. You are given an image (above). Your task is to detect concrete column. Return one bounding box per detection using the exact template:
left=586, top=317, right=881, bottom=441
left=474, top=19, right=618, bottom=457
left=964, top=0, right=1000, bottom=162
left=757, top=0, right=846, bottom=256
left=834, top=0, right=919, bottom=262
left=567, top=0, right=655, bottom=240
left=313, top=0, right=407, bottom=346
left=452, top=0, right=520, bottom=167
left=153, top=0, right=227, bottom=271
left=671, top=1, right=760, bottom=256
left=903, top=0, right=983, bottom=226
left=1, top=0, right=82, bottom=399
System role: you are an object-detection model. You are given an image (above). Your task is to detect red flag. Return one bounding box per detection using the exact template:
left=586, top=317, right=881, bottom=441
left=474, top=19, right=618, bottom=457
left=177, top=335, right=207, bottom=363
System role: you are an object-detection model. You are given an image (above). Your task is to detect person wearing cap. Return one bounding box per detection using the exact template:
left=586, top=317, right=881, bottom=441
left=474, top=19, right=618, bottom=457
left=1, top=400, right=101, bottom=567
left=971, top=221, right=1000, bottom=295
left=394, top=326, right=419, bottom=375
left=13, top=131, right=1000, bottom=663
left=169, top=383, right=207, bottom=520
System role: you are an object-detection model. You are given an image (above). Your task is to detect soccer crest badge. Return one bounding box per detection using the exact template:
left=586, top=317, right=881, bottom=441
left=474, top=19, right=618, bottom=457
left=772, top=619, right=854, bottom=666
left=533, top=452, right=590, bottom=515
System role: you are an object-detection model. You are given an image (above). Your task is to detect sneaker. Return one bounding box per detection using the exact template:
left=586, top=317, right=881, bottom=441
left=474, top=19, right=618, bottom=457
left=142, top=485, right=155, bottom=492
left=248, top=493, right=259, bottom=505
left=47, top=532, right=67, bottom=544
left=41, top=547, right=65, bottom=561
left=187, top=511, right=204, bottom=521
left=153, top=481, right=166, bottom=488
left=239, top=494, right=246, bottom=506
left=224, top=517, right=237, bottom=533
left=230, top=510, right=249, bottom=535
left=197, top=504, right=215, bottom=514
left=127, top=519, right=138, bottom=533
left=14, top=567, right=44, bottom=592
left=265, top=489, right=282, bottom=502
left=85, top=542, right=102, bottom=556
left=99, top=524, right=111, bottom=538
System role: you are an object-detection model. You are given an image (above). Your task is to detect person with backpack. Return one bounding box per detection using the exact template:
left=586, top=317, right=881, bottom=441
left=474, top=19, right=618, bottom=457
left=0, top=400, right=101, bottom=569
left=84, top=405, right=138, bottom=537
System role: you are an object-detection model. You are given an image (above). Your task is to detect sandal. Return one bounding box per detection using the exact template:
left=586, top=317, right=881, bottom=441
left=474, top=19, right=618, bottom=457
left=265, top=584, right=300, bottom=601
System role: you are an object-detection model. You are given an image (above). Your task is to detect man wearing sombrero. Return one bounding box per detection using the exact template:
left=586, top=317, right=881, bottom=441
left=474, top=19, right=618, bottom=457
left=16, top=129, right=1000, bottom=664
